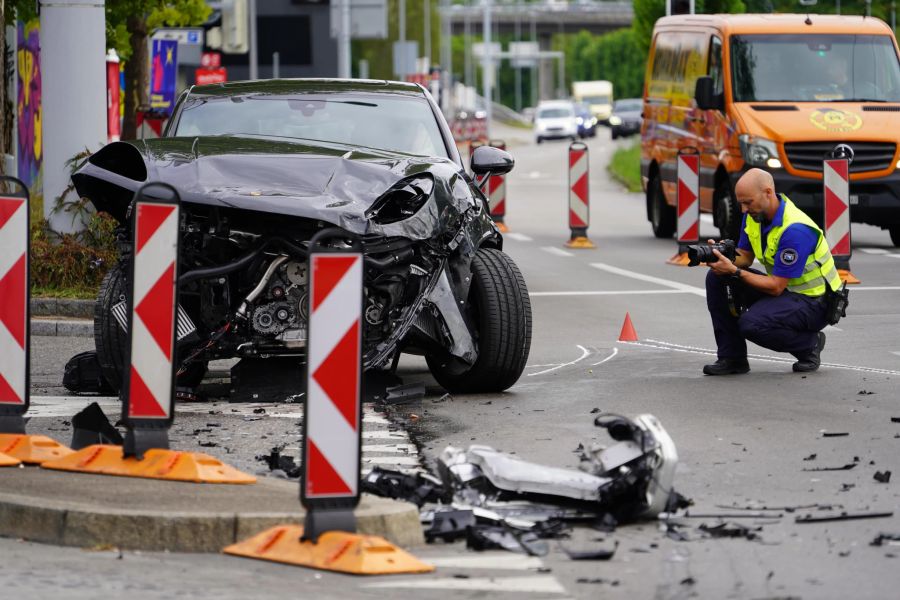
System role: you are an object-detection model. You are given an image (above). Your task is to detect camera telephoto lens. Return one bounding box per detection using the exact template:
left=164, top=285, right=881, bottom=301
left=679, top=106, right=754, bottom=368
left=686, top=245, right=712, bottom=267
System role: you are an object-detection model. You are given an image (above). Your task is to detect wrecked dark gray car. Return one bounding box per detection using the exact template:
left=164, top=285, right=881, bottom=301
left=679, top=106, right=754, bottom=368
left=70, top=79, right=532, bottom=395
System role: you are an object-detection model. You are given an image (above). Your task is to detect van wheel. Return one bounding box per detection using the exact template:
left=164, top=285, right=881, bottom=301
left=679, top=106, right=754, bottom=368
left=889, top=225, right=900, bottom=247
left=649, top=174, right=676, bottom=238
left=714, top=178, right=742, bottom=240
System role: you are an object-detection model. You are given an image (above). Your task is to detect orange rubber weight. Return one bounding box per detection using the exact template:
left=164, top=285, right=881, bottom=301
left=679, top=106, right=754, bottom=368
left=0, top=451, right=22, bottom=467
left=41, top=444, right=256, bottom=484
left=224, top=525, right=435, bottom=575
left=666, top=251, right=691, bottom=266
left=0, top=434, right=74, bottom=465
left=564, top=236, right=596, bottom=249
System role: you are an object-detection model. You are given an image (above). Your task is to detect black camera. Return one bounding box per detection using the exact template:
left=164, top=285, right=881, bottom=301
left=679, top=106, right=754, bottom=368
left=687, top=240, right=736, bottom=266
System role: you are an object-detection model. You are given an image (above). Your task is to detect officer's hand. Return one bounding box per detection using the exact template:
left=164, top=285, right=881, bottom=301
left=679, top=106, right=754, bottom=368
left=707, top=249, right=736, bottom=276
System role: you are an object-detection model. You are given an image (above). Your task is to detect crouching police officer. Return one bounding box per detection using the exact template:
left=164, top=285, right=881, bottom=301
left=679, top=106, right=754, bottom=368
left=703, top=168, right=843, bottom=375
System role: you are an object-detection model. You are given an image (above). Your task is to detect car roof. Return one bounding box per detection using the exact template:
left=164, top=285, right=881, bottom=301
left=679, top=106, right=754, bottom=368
left=656, top=13, right=893, bottom=36
left=189, top=78, right=427, bottom=98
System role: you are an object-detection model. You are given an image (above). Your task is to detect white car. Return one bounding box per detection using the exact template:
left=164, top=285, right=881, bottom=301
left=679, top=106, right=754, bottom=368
left=533, top=101, right=578, bottom=144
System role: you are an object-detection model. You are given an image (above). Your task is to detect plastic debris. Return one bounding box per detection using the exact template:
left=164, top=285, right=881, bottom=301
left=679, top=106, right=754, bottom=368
left=559, top=540, right=618, bottom=560
left=424, top=509, right=475, bottom=543
left=874, top=471, right=892, bottom=483
left=256, top=447, right=301, bottom=478
left=870, top=533, right=900, bottom=546
left=698, top=522, right=760, bottom=540
left=802, top=463, right=857, bottom=472
left=70, top=402, right=124, bottom=450
left=822, top=431, right=850, bottom=437
left=361, top=466, right=445, bottom=507
left=465, top=525, right=549, bottom=556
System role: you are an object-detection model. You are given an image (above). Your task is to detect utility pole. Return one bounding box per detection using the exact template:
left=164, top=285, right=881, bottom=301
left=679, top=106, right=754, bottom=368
left=399, top=0, right=406, bottom=44
left=514, top=0, right=521, bottom=112
left=337, top=0, right=351, bottom=78
left=464, top=0, right=472, bottom=88
left=249, top=0, right=258, bottom=79
left=440, top=0, right=452, bottom=113
left=482, top=0, right=492, bottom=137
left=424, top=0, right=431, bottom=70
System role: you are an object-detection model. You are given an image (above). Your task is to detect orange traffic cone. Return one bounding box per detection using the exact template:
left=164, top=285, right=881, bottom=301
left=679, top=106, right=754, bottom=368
left=618, top=313, right=638, bottom=342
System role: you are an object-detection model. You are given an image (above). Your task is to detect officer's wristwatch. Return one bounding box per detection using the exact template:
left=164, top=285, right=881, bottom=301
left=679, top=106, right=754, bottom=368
left=729, top=267, right=742, bottom=282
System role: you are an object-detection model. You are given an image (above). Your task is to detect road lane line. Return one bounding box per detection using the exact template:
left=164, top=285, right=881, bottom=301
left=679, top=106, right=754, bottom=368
left=591, top=347, right=618, bottom=366
left=362, top=455, right=420, bottom=466
left=541, top=246, right=574, bottom=257
left=858, top=248, right=890, bottom=255
left=589, top=262, right=706, bottom=296
left=637, top=339, right=900, bottom=375
left=850, top=286, right=900, bottom=291
left=527, top=345, right=590, bottom=377
left=362, top=575, right=567, bottom=594
left=505, top=232, right=534, bottom=242
left=427, top=554, right=545, bottom=570
left=530, top=289, right=690, bottom=297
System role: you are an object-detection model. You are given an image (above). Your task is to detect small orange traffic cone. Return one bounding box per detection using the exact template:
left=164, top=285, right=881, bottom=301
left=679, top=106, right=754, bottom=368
left=618, top=313, right=638, bottom=342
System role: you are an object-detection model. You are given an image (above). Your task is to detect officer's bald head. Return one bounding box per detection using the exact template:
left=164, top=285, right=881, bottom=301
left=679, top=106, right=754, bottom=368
left=735, top=168, right=775, bottom=198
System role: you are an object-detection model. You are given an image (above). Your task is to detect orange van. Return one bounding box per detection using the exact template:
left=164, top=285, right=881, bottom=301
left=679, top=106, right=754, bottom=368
left=641, top=14, right=900, bottom=246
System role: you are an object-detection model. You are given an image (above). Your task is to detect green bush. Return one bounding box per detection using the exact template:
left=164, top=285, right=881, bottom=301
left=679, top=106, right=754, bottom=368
left=607, top=141, right=643, bottom=193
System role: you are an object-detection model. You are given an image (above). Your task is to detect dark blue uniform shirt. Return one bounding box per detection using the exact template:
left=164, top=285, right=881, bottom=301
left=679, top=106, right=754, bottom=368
left=736, top=199, right=819, bottom=279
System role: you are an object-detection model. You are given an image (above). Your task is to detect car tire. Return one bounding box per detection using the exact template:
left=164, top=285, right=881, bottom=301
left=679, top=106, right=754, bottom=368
left=889, top=225, right=900, bottom=247
left=426, top=249, right=532, bottom=394
left=649, top=174, right=676, bottom=238
left=612, top=130, right=619, bottom=140
left=536, top=137, right=543, bottom=144
left=94, top=261, right=207, bottom=392
left=714, top=178, right=742, bottom=240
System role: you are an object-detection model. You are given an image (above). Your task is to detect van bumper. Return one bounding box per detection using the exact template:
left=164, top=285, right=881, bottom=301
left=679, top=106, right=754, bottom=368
left=728, top=169, right=900, bottom=228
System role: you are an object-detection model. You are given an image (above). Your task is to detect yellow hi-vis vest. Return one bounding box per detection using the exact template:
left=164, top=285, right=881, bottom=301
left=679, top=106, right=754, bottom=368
left=744, top=195, right=843, bottom=297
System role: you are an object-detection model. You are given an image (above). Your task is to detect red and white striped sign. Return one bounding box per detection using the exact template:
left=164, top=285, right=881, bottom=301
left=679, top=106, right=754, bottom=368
left=568, top=144, right=589, bottom=230
left=126, top=201, right=180, bottom=420
left=824, top=158, right=851, bottom=257
left=0, top=196, right=28, bottom=408
left=676, top=153, right=700, bottom=244
left=304, top=253, right=363, bottom=499
left=488, top=141, right=506, bottom=220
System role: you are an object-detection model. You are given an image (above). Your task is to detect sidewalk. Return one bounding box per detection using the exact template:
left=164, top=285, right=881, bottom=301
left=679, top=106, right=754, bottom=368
left=0, top=466, right=423, bottom=552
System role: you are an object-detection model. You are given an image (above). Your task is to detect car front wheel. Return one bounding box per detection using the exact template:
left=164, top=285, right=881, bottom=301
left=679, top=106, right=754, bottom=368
left=426, top=249, right=532, bottom=393
left=649, top=174, right=676, bottom=238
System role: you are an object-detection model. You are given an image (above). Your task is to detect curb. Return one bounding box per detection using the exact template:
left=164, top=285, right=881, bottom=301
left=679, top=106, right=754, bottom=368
left=31, top=298, right=94, bottom=319
left=0, top=479, right=424, bottom=553
left=31, top=318, right=93, bottom=338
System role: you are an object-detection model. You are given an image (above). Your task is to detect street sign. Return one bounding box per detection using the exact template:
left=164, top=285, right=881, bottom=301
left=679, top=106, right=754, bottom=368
left=152, top=28, right=204, bottom=46
left=509, top=41, right=539, bottom=68
left=473, top=42, right=502, bottom=59
left=393, top=41, right=418, bottom=77
left=195, top=67, right=227, bottom=86
left=330, top=0, right=388, bottom=40
left=201, top=52, right=222, bottom=69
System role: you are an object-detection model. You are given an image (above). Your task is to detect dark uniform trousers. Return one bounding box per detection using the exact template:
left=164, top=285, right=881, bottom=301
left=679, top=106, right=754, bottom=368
left=706, top=269, right=828, bottom=360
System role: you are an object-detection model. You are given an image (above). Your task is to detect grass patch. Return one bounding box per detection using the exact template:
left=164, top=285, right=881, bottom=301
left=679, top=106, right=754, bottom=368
left=32, top=286, right=98, bottom=300
left=607, top=141, right=643, bottom=193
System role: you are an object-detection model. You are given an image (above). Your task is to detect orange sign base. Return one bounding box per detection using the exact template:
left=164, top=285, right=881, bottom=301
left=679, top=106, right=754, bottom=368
left=0, top=434, right=74, bottom=465
left=224, top=525, right=434, bottom=575
left=838, top=269, right=860, bottom=284
left=41, top=444, right=256, bottom=484
left=564, top=236, right=596, bottom=249
left=0, top=451, right=21, bottom=467
left=494, top=220, right=509, bottom=233
left=666, top=251, right=691, bottom=266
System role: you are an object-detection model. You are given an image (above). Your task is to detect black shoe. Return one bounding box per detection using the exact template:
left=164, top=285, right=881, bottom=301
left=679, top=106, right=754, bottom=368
left=703, top=358, right=750, bottom=376
left=793, top=332, right=826, bottom=373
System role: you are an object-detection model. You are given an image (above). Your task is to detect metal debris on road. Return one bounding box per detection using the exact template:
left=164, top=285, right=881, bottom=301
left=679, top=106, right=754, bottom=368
left=465, top=525, right=549, bottom=556
left=424, top=509, right=476, bottom=543
left=802, top=463, right=857, bottom=472
left=361, top=466, right=445, bottom=507
left=821, top=431, right=850, bottom=437
left=256, top=447, right=302, bottom=478
left=795, top=511, right=894, bottom=523
left=870, top=533, right=900, bottom=546
left=559, top=540, right=618, bottom=560
left=698, top=522, right=761, bottom=540
left=874, top=470, right=892, bottom=483
left=70, top=402, right=124, bottom=449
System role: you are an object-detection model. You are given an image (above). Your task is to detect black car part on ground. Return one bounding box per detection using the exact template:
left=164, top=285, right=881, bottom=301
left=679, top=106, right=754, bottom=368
left=70, top=123, right=531, bottom=396
left=70, top=402, right=124, bottom=450
left=361, top=466, right=446, bottom=507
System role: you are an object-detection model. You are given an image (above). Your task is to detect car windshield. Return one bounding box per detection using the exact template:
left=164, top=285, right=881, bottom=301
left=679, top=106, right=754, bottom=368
left=538, top=107, right=573, bottom=118
left=173, top=93, right=449, bottom=158
left=731, top=34, right=900, bottom=102
left=614, top=99, right=642, bottom=112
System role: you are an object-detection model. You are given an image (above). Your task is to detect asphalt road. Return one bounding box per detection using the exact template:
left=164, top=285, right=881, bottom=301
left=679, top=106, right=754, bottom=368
left=14, top=123, right=900, bottom=599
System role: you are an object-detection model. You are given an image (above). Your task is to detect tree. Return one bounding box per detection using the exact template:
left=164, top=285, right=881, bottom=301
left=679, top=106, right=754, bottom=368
left=106, top=1, right=210, bottom=140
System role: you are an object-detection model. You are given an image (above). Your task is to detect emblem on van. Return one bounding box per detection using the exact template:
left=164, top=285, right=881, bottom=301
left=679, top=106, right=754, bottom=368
left=809, top=108, right=863, bottom=133
left=830, top=144, right=855, bottom=164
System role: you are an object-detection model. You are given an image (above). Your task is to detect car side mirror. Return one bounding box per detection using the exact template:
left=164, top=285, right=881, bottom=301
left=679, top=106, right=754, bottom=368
left=471, top=145, right=514, bottom=176
left=695, top=76, right=723, bottom=111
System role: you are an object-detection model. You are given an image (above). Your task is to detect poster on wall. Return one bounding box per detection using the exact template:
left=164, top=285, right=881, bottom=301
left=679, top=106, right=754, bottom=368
left=150, top=39, right=178, bottom=115
left=16, top=20, right=42, bottom=198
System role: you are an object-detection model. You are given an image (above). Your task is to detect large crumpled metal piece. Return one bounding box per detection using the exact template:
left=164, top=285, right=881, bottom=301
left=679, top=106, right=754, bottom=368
left=437, top=413, right=679, bottom=522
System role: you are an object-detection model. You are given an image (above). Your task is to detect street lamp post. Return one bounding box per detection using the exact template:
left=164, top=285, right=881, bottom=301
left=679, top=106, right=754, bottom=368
left=483, top=0, right=492, bottom=138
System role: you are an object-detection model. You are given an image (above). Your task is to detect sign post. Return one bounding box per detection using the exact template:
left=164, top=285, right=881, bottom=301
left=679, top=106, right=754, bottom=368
left=823, top=157, right=860, bottom=284
left=224, top=229, right=432, bottom=574
left=667, top=148, right=700, bottom=265
left=0, top=176, right=73, bottom=465
left=565, top=141, right=595, bottom=249
left=42, top=183, right=254, bottom=483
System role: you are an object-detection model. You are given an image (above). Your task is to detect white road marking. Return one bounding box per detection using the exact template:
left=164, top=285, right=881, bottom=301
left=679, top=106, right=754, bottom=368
left=361, top=443, right=417, bottom=453
left=427, top=554, right=545, bottom=571
left=505, top=232, right=533, bottom=242
left=361, top=429, right=410, bottom=439
left=885, top=254, right=900, bottom=259
left=590, top=262, right=706, bottom=297
left=636, top=338, right=900, bottom=375
left=362, top=455, right=420, bottom=466
left=858, top=247, right=890, bottom=255
left=700, top=214, right=714, bottom=224
left=527, top=345, right=590, bottom=377
left=362, top=575, right=567, bottom=594
left=850, top=286, right=900, bottom=291
left=541, top=246, right=574, bottom=257
left=530, top=289, right=690, bottom=297
left=591, top=347, right=618, bottom=366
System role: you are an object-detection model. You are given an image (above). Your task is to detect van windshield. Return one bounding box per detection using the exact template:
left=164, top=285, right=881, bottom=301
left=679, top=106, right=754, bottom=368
left=582, top=95, right=611, bottom=105
left=731, top=34, right=900, bottom=102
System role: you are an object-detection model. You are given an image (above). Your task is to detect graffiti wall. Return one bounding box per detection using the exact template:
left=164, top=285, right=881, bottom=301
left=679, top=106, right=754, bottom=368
left=17, top=20, right=42, bottom=199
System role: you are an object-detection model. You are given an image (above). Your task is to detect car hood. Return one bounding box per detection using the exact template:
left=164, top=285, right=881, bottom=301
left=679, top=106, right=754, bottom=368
left=72, top=135, right=472, bottom=239
left=731, top=103, right=897, bottom=144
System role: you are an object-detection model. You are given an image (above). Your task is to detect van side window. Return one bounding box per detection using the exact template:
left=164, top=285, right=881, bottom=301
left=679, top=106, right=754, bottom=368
left=709, top=36, right=724, bottom=96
